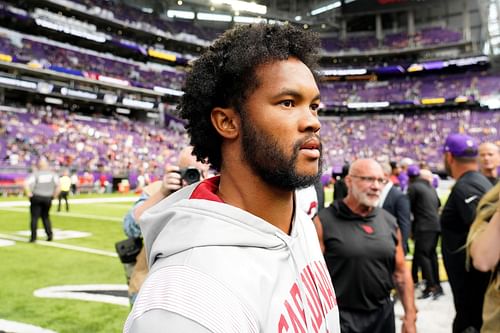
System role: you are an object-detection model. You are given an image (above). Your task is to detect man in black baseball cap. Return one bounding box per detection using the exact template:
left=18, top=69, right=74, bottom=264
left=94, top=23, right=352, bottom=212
left=440, top=133, right=492, bottom=333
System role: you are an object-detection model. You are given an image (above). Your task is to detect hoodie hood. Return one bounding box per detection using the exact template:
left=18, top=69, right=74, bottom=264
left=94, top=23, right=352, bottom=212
left=140, top=176, right=291, bottom=267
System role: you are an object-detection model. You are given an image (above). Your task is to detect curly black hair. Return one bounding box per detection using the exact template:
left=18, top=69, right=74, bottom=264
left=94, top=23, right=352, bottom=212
left=178, top=24, right=320, bottom=170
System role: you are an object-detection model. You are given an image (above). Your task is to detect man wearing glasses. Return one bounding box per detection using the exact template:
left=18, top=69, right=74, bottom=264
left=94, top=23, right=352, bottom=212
left=315, top=158, right=416, bottom=333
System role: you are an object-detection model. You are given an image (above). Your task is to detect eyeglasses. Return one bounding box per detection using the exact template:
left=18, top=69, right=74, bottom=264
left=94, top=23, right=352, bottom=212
left=350, top=175, right=388, bottom=185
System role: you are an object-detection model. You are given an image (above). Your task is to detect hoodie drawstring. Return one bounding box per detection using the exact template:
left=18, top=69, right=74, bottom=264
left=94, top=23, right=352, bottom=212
left=275, top=231, right=330, bottom=333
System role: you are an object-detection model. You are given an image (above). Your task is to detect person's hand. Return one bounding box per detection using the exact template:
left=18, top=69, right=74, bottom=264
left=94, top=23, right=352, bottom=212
left=159, top=165, right=183, bottom=197
left=400, top=311, right=417, bottom=333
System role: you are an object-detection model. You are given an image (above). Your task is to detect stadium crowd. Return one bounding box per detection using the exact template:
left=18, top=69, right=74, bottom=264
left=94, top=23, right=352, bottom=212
left=0, top=105, right=189, bottom=191
left=1, top=106, right=499, bottom=182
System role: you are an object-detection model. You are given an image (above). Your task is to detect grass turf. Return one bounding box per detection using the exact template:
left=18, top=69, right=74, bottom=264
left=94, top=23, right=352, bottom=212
left=0, top=194, right=133, bottom=332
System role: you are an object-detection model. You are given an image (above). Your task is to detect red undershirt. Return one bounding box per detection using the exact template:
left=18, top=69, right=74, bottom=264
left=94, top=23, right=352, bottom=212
left=189, top=176, right=224, bottom=203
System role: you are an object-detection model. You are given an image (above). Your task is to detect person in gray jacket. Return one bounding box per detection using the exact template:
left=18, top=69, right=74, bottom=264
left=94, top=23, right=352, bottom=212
left=24, top=157, right=60, bottom=242
left=124, top=24, right=340, bottom=333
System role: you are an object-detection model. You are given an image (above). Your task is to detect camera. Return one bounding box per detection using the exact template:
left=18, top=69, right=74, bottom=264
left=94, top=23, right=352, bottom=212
left=179, top=167, right=201, bottom=185
left=115, top=237, right=143, bottom=264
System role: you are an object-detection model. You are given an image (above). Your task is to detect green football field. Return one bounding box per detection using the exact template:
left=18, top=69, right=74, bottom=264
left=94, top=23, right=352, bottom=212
left=0, top=194, right=136, bottom=333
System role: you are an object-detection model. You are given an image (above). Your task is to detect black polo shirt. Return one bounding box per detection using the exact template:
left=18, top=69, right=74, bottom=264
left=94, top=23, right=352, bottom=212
left=441, top=171, right=492, bottom=233
left=319, top=200, right=398, bottom=312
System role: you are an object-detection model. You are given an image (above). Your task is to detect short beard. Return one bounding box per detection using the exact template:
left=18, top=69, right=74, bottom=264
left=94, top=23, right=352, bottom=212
left=351, top=187, right=380, bottom=208
left=240, top=112, right=322, bottom=191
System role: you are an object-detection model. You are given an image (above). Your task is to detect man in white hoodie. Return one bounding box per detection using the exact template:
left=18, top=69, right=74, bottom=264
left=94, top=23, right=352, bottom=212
left=124, top=24, right=340, bottom=333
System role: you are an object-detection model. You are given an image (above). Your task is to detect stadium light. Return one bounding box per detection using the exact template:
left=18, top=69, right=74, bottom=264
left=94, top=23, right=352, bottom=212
left=60, top=87, right=98, bottom=100
left=347, top=102, right=390, bottom=109
left=44, top=97, right=63, bottom=105
left=197, top=12, right=232, bottom=22
left=311, top=1, right=341, bottom=16
left=98, top=75, right=130, bottom=86
left=123, top=98, right=155, bottom=109
left=454, top=96, right=468, bottom=103
left=407, top=64, right=424, bottom=72
left=233, top=16, right=267, bottom=24
left=322, top=68, right=367, bottom=76
left=480, top=95, right=500, bottom=109
left=37, top=82, right=54, bottom=94
left=34, top=18, right=106, bottom=43
left=116, top=108, right=131, bottom=115
left=103, top=94, right=118, bottom=105
left=153, top=86, right=184, bottom=96
left=167, top=10, right=195, bottom=19
left=211, top=0, right=267, bottom=15
left=421, top=98, right=445, bottom=105
left=0, top=76, right=37, bottom=89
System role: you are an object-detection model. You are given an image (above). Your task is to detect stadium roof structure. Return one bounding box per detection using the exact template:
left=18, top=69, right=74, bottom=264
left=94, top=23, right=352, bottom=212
left=155, top=0, right=485, bottom=33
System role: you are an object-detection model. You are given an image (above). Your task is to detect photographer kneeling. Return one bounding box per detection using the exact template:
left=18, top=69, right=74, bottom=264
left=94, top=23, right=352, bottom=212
left=118, top=146, right=210, bottom=305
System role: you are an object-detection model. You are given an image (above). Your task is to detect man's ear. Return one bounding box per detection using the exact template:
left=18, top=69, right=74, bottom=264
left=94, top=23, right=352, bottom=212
left=211, top=107, right=240, bottom=139
left=445, top=152, right=453, bottom=166
left=345, top=175, right=352, bottom=189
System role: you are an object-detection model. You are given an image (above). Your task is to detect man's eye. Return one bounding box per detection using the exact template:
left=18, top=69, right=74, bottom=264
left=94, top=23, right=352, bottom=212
left=280, top=100, right=294, bottom=107
left=310, top=103, right=319, bottom=111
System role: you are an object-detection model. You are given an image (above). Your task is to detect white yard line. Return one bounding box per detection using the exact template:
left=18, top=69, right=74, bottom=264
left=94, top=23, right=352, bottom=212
left=0, top=197, right=136, bottom=208
left=0, top=233, right=118, bottom=257
left=0, top=319, right=57, bottom=333
left=34, top=284, right=129, bottom=307
left=0, top=207, right=123, bottom=222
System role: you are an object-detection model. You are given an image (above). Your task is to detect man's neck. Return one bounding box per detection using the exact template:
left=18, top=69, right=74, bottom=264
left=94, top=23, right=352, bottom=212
left=452, top=164, right=478, bottom=180
left=481, top=168, right=497, bottom=178
left=217, top=166, right=295, bottom=235
left=343, top=196, right=374, bottom=217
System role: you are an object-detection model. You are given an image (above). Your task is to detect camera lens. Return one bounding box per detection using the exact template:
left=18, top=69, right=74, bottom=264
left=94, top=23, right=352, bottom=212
left=180, top=167, right=201, bottom=185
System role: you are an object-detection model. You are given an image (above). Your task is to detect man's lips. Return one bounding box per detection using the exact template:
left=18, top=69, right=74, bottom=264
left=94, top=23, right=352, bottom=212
left=299, top=138, right=321, bottom=158
left=300, top=138, right=320, bottom=150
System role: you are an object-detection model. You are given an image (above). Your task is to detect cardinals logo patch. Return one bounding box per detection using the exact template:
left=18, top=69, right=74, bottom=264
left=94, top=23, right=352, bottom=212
left=360, top=224, right=374, bottom=234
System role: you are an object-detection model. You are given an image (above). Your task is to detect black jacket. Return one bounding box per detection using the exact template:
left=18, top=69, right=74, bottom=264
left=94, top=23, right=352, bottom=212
left=382, top=185, right=411, bottom=253
left=407, top=178, right=441, bottom=233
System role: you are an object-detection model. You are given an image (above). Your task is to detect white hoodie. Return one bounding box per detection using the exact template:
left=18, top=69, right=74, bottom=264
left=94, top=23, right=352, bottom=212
left=124, top=177, right=340, bottom=333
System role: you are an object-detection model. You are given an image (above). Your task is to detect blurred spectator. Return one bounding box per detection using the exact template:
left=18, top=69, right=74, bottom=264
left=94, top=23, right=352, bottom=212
left=440, top=133, right=493, bottom=333
left=478, top=142, right=500, bottom=185
left=70, top=170, right=78, bottom=194
left=398, top=158, right=413, bottom=193
left=24, top=158, right=60, bottom=242
left=121, top=146, right=210, bottom=305
left=57, top=169, right=71, bottom=212
left=98, top=173, right=107, bottom=193
left=333, top=163, right=349, bottom=201
left=407, top=165, right=443, bottom=299
left=379, top=162, right=411, bottom=255
left=390, top=161, right=401, bottom=187
left=467, top=183, right=500, bottom=333
left=419, top=168, right=436, bottom=187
